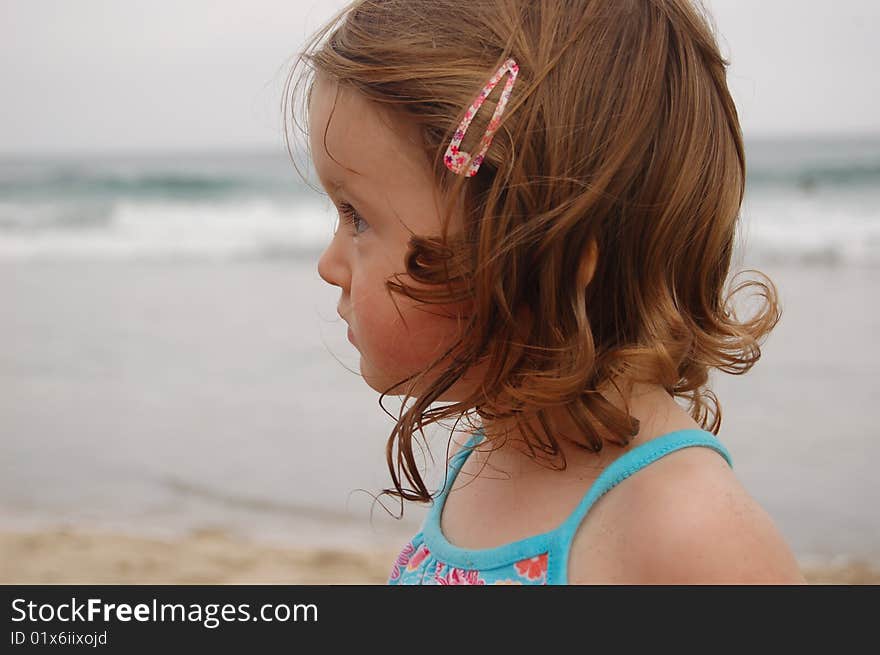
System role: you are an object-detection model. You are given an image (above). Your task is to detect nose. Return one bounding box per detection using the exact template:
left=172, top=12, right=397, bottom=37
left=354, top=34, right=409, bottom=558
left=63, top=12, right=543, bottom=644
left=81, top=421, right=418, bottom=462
left=317, top=230, right=348, bottom=290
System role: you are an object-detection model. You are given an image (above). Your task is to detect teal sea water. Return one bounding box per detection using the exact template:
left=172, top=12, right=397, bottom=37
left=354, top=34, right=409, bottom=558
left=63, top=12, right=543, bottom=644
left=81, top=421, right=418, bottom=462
left=1, top=136, right=879, bottom=265
left=1, top=136, right=878, bottom=566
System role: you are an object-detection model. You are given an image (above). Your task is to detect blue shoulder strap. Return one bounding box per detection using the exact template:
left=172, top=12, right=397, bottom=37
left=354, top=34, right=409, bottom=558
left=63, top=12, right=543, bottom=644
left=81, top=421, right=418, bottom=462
left=553, top=428, right=733, bottom=570
left=432, top=427, right=732, bottom=525
left=426, top=429, right=486, bottom=522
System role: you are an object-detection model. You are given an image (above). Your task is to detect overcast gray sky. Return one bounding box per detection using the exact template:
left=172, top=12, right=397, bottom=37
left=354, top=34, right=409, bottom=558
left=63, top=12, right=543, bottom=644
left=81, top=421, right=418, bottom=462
left=2, top=0, right=878, bottom=155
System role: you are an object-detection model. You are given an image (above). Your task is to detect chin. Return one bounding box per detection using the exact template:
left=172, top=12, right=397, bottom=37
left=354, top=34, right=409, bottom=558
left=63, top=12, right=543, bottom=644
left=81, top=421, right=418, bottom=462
left=364, top=375, right=470, bottom=404
left=358, top=355, right=480, bottom=402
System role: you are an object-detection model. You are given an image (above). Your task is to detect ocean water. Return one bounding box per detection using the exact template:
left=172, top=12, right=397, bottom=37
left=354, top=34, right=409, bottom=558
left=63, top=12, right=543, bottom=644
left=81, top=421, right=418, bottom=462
left=1, top=136, right=878, bottom=564
left=0, top=151, right=331, bottom=262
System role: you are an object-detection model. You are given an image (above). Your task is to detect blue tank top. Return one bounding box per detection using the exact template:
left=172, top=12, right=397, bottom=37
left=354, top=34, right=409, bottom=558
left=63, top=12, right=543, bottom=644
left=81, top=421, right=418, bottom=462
left=387, top=426, right=733, bottom=585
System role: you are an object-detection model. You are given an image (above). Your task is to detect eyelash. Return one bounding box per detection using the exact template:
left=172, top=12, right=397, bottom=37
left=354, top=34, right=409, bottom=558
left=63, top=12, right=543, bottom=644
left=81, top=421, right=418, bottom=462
left=338, top=201, right=368, bottom=235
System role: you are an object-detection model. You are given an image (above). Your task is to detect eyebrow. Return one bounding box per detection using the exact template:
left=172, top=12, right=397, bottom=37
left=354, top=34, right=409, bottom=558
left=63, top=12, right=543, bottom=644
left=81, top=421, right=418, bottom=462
left=327, top=178, right=348, bottom=193
left=313, top=162, right=356, bottom=194
left=312, top=166, right=344, bottom=196
left=311, top=150, right=376, bottom=212
left=312, top=140, right=363, bottom=186
left=320, top=173, right=380, bottom=216
left=322, top=176, right=353, bottom=200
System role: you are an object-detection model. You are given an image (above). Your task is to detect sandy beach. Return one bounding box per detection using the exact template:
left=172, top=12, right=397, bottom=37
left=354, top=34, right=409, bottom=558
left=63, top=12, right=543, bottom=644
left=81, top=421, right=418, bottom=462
left=0, top=529, right=401, bottom=585
left=2, top=528, right=878, bottom=585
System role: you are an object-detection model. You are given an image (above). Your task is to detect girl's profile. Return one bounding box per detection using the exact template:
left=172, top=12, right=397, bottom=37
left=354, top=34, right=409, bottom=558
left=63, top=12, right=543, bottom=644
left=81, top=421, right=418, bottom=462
left=285, top=0, right=806, bottom=585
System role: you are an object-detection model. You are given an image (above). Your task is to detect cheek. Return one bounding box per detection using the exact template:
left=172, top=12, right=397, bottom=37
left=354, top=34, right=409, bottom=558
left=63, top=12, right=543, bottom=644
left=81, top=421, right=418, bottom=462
left=359, top=293, right=464, bottom=373
left=349, top=253, right=474, bottom=394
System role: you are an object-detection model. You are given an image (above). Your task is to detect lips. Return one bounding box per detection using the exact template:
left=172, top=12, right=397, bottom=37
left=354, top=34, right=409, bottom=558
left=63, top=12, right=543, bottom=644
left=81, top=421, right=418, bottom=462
left=338, top=306, right=354, bottom=343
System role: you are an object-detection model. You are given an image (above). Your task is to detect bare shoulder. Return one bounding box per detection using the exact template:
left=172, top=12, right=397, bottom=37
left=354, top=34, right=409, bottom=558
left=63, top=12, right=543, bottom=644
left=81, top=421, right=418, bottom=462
left=569, top=445, right=807, bottom=584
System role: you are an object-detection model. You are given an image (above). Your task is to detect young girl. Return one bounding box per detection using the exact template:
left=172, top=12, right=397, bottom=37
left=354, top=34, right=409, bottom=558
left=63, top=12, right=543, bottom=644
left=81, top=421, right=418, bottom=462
left=285, top=0, right=806, bottom=584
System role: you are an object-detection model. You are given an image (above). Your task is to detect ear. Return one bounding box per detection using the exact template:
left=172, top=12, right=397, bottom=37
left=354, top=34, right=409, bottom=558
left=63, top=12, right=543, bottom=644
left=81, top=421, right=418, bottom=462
left=577, top=239, right=599, bottom=289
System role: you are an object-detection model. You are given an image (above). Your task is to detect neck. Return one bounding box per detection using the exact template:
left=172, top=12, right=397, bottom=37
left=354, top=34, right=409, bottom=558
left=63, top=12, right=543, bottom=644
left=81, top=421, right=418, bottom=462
left=470, top=381, right=699, bottom=477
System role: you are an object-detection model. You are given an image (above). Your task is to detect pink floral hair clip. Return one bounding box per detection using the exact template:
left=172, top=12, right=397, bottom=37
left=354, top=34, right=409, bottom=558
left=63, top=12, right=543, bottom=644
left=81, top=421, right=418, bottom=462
left=444, top=57, right=519, bottom=177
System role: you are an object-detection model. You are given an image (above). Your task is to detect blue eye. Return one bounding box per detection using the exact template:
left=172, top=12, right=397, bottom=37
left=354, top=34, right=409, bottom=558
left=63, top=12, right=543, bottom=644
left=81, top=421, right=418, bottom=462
left=339, top=201, right=369, bottom=235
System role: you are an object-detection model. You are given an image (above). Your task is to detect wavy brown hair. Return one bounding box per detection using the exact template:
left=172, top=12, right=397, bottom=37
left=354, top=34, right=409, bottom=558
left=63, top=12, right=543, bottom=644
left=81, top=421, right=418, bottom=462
left=283, top=0, right=781, bottom=511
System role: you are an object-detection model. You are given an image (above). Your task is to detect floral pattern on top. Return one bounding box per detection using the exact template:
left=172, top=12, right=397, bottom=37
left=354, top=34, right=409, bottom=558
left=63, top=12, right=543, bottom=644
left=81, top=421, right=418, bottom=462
left=387, top=533, right=549, bottom=585
left=388, top=540, right=415, bottom=582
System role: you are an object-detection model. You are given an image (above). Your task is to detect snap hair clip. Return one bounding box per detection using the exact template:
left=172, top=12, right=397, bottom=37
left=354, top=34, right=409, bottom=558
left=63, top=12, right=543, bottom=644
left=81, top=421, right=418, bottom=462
left=444, top=57, right=519, bottom=177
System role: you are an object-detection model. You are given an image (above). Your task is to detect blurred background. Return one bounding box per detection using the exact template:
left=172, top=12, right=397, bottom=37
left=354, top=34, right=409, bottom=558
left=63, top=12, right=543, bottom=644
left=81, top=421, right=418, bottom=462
left=1, top=0, right=878, bottom=583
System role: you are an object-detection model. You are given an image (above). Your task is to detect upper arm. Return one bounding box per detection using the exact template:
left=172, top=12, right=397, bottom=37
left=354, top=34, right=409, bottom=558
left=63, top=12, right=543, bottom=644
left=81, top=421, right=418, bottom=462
left=568, top=450, right=807, bottom=585
left=624, top=473, right=807, bottom=585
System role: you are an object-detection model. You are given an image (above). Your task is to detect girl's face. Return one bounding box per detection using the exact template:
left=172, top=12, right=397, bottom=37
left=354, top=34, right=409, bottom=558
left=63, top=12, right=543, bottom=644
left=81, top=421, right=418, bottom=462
left=310, top=76, right=479, bottom=398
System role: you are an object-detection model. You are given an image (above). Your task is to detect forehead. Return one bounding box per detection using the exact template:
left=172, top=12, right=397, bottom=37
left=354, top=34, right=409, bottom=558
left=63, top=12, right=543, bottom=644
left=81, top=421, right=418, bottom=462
left=307, top=76, right=430, bottom=194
